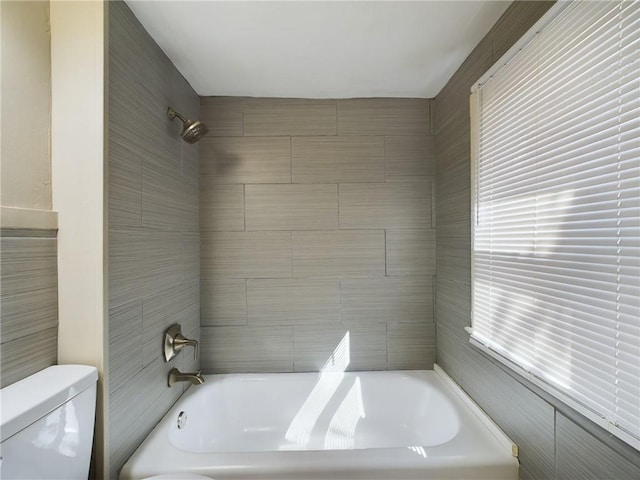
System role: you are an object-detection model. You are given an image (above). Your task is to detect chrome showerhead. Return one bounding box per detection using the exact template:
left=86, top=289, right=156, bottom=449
left=167, top=107, right=209, bottom=144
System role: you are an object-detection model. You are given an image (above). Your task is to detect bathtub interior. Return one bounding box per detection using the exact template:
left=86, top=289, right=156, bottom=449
left=120, top=367, right=519, bottom=480
left=169, top=370, right=461, bottom=453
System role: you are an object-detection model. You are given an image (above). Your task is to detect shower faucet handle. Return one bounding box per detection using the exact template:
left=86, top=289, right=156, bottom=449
left=163, top=324, right=199, bottom=362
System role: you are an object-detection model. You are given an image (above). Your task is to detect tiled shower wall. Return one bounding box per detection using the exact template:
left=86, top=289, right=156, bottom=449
left=108, top=1, right=200, bottom=476
left=434, top=1, right=640, bottom=479
left=0, top=232, right=58, bottom=388
left=199, top=98, right=436, bottom=372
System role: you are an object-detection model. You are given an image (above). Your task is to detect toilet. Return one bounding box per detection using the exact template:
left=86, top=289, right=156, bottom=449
left=0, top=365, right=98, bottom=479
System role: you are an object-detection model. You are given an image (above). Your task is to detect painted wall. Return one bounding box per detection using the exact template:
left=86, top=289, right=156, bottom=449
left=0, top=0, right=52, bottom=211
left=199, top=97, right=436, bottom=372
left=433, top=2, right=640, bottom=479
left=107, top=1, right=200, bottom=476
left=0, top=1, right=58, bottom=388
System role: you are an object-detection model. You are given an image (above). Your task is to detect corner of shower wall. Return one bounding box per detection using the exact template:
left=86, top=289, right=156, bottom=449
left=107, top=0, right=200, bottom=476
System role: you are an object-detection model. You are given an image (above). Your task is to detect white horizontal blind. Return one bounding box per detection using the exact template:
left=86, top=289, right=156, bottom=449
left=471, top=0, right=640, bottom=448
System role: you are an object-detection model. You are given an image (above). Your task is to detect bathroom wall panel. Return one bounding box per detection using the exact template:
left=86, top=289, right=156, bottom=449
left=386, top=228, right=436, bottom=276
left=293, top=323, right=388, bottom=372
left=200, top=136, right=291, bottom=184
left=142, top=156, right=195, bottom=231
left=387, top=322, right=436, bottom=370
left=340, top=276, right=433, bottom=324
left=200, top=96, right=244, bottom=137
left=384, top=135, right=436, bottom=178
left=247, top=279, right=341, bottom=326
left=555, top=413, right=640, bottom=480
left=108, top=358, right=182, bottom=476
left=291, top=136, right=385, bottom=183
left=200, top=278, right=247, bottom=326
left=108, top=300, right=143, bottom=394
left=109, top=133, right=143, bottom=228
left=338, top=181, right=432, bottom=229
left=0, top=232, right=58, bottom=388
left=337, top=98, right=430, bottom=135
left=182, top=232, right=200, bottom=282
left=181, top=139, right=200, bottom=186
left=0, top=326, right=58, bottom=389
left=200, top=97, right=437, bottom=372
left=292, top=230, right=385, bottom=278
left=108, top=1, right=200, bottom=476
left=201, top=231, right=292, bottom=278
left=200, top=325, right=294, bottom=373
left=200, top=183, right=245, bottom=231
left=0, top=237, right=58, bottom=343
left=244, top=98, right=337, bottom=136
left=245, top=184, right=339, bottom=231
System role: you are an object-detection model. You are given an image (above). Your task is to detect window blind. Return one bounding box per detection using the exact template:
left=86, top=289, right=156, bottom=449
left=470, top=0, right=639, bottom=449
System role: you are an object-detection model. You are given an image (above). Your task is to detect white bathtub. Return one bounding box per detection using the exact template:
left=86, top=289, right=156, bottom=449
left=120, top=366, right=518, bottom=480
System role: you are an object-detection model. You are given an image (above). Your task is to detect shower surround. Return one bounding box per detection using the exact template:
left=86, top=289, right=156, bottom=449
left=199, top=97, right=437, bottom=373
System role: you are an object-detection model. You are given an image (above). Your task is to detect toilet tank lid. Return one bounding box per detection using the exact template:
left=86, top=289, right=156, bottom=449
left=0, top=365, right=98, bottom=442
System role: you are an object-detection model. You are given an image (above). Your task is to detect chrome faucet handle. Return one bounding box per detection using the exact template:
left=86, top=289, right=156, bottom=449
left=163, top=324, right=199, bottom=362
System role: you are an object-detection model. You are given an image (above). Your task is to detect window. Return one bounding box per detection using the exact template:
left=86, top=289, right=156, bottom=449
left=470, top=1, right=639, bottom=449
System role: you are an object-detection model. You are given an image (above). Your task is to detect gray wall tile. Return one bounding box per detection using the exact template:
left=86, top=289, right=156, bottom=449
left=200, top=136, right=291, bottom=184
left=200, top=96, right=244, bottom=137
left=556, top=413, right=640, bottom=480
left=200, top=183, right=245, bottom=231
left=341, top=277, right=433, bottom=324
left=200, top=97, right=435, bottom=373
left=339, top=182, right=432, bottom=229
left=245, top=184, right=338, bottom=231
left=200, top=325, right=294, bottom=373
left=247, top=279, right=340, bottom=326
left=109, top=134, right=142, bottom=227
left=244, top=98, right=337, bottom=136
left=108, top=301, right=143, bottom=394
left=385, top=136, right=435, bottom=179
left=292, top=137, right=385, bottom=183
left=0, top=326, right=57, bottom=389
left=0, top=237, right=58, bottom=344
left=201, top=278, right=247, bottom=326
left=386, top=228, right=436, bottom=276
left=293, top=324, right=387, bottom=372
left=292, top=230, right=385, bottom=278
left=337, top=98, right=430, bottom=135
left=109, top=358, right=182, bottom=477
left=201, top=231, right=292, bottom=278
left=387, top=323, right=435, bottom=370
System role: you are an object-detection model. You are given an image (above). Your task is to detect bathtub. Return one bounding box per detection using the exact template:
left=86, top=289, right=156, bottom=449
left=120, top=366, right=518, bottom=480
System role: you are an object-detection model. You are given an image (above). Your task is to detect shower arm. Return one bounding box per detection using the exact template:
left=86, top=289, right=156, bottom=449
left=167, top=107, right=186, bottom=123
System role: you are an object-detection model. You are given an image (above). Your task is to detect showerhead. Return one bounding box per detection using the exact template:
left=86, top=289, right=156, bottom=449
left=167, top=107, right=209, bottom=144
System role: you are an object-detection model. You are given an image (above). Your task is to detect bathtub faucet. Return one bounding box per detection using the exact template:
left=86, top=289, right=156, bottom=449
left=168, top=368, right=204, bottom=387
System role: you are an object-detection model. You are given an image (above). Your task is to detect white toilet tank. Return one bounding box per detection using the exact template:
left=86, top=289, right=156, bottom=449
left=0, top=365, right=98, bottom=479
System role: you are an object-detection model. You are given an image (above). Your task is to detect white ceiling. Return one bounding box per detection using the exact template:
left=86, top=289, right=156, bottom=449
left=124, top=1, right=510, bottom=99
